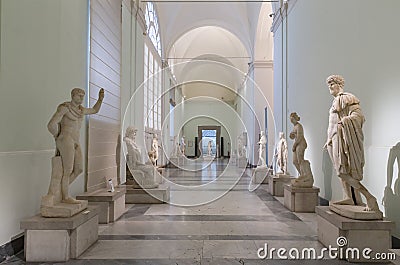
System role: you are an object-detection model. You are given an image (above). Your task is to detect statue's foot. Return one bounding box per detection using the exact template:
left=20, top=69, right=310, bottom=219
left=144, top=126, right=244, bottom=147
left=62, top=197, right=81, bottom=204
left=332, top=198, right=355, bottom=206
left=364, top=197, right=380, bottom=212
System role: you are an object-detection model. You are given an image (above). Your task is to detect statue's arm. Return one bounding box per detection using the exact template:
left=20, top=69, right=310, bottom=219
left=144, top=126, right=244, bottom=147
left=47, top=105, right=68, bottom=138
left=82, top=88, right=104, bottom=115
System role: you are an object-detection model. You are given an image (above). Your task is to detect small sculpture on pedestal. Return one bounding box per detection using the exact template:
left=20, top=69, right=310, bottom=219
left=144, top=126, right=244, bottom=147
left=237, top=135, right=247, bottom=158
left=41, top=88, right=104, bottom=217
left=180, top=136, right=186, bottom=156
left=257, top=131, right=267, bottom=168
left=148, top=133, right=159, bottom=166
left=207, top=140, right=213, bottom=156
left=324, top=74, right=381, bottom=219
left=275, top=132, right=288, bottom=175
left=289, top=112, right=314, bottom=188
left=124, top=126, right=158, bottom=189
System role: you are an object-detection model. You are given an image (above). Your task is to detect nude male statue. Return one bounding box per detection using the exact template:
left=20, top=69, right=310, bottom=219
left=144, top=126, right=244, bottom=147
left=47, top=88, right=104, bottom=204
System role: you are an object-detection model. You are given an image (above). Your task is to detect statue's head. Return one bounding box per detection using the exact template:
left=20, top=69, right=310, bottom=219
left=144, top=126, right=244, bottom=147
left=290, top=112, right=300, bottom=123
left=71, top=88, right=85, bottom=105
left=326, top=75, right=345, bottom=96
left=279, top=132, right=285, bottom=139
left=326, top=75, right=345, bottom=87
left=125, top=126, right=137, bottom=139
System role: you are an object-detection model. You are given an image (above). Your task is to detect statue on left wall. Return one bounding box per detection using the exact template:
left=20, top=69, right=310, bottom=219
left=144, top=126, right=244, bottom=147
left=41, top=88, right=104, bottom=217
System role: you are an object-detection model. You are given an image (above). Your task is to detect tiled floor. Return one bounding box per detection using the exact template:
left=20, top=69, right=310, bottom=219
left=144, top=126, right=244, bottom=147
left=2, top=159, right=392, bottom=264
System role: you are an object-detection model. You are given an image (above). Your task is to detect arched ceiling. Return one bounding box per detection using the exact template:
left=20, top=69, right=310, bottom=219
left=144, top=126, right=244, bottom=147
left=153, top=1, right=273, bottom=103
left=155, top=2, right=263, bottom=58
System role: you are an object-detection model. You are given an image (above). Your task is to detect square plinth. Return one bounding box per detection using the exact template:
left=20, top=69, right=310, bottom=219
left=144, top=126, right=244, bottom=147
left=21, top=206, right=99, bottom=262
left=283, top=185, right=320, bottom=212
left=125, top=184, right=170, bottom=204
left=316, top=206, right=394, bottom=263
left=76, top=187, right=126, bottom=224
left=252, top=167, right=270, bottom=184
left=268, top=175, right=295, bottom=196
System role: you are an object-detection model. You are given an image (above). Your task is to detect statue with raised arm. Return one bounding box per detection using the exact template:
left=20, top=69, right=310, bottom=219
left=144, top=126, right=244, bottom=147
left=41, top=88, right=104, bottom=217
left=257, top=131, right=267, bottom=168
left=324, top=75, right=381, bottom=218
left=124, top=126, right=158, bottom=189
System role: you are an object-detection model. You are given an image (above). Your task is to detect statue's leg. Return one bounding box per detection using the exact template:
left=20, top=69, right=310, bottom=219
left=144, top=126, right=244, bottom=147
left=293, top=151, right=300, bottom=175
left=57, top=138, right=78, bottom=203
left=69, top=143, right=83, bottom=184
left=333, top=179, right=355, bottom=205
left=339, top=174, right=379, bottom=211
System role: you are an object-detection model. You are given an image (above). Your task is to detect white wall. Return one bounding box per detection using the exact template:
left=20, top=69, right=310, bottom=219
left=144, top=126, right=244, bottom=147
left=273, top=0, right=400, bottom=230
left=183, top=117, right=230, bottom=157
left=0, top=0, right=89, bottom=245
left=176, top=99, right=242, bottom=157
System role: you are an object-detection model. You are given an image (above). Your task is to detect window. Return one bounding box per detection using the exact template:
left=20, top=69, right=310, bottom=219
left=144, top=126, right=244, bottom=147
left=144, top=43, right=162, bottom=130
left=144, top=2, right=161, bottom=57
left=143, top=2, right=162, bottom=131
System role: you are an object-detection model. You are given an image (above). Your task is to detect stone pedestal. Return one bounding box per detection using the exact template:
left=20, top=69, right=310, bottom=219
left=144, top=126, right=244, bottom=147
left=252, top=167, right=271, bottom=184
left=284, top=185, right=320, bottom=212
left=20, top=206, right=99, bottom=262
left=268, top=174, right=295, bottom=196
left=203, top=155, right=215, bottom=161
left=169, top=157, right=185, bottom=167
left=237, top=157, right=247, bottom=168
left=155, top=168, right=165, bottom=184
left=76, top=187, right=126, bottom=224
left=124, top=184, right=170, bottom=204
left=316, top=206, right=394, bottom=263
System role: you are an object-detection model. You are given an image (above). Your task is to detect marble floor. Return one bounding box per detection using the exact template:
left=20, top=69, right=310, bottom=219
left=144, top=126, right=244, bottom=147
left=3, top=159, right=392, bottom=264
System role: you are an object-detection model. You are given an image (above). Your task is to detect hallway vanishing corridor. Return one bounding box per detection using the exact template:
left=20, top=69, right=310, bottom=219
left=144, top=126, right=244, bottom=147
left=5, top=160, right=371, bottom=264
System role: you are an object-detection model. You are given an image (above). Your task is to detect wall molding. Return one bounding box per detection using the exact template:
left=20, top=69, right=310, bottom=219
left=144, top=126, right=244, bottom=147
left=132, top=0, right=147, bottom=35
left=271, top=0, right=298, bottom=33
left=253, top=60, right=273, bottom=69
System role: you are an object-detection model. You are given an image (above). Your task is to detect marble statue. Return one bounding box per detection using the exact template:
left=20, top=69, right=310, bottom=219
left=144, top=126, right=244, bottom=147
left=275, top=132, right=288, bottom=175
left=180, top=136, right=186, bottom=156
left=207, top=140, right=213, bottom=156
left=323, top=74, right=381, bottom=215
left=148, top=134, right=159, bottom=166
left=237, top=135, right=247, bottom=158
left=124, top=126, right=158, bottom=189
left=289, top=112, right=307, bottom=175
left=41, top=88, right=104, bottom=217
left=289, top=113, right=314, bottom=188
left=257, top=131, right=267, bottom=168
left=170, top=135, right=179, bottom=158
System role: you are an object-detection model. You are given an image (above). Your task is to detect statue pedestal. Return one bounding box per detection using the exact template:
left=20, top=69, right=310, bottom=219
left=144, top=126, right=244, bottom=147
left=169, top=157, right=185, bottom=167
left=20, top=206, right=99, bottom=262
left=284, top=185, right=320, bottom=212
left=316, top=206, right=394, bottom=263
left=268, top=174, right=295, bottom=196
left=124, top=184, right=170, bottom=204
left=203, top=155, right=215, bottom=161
left=251, top=167, right=271, bottom=184
left=76, top=187, right=126, bottom=224
left=237, top=157, right=247, bottom=168
left=156, top=168, right=165, bottom=184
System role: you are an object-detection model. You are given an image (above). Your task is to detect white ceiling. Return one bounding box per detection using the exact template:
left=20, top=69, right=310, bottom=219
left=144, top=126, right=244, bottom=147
left=153, top=1, right=273, bottom=102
